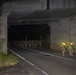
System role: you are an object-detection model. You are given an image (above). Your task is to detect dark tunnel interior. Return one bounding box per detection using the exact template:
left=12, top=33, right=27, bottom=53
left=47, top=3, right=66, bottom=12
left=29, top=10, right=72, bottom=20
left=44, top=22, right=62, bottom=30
left=8, top=24, right=50, bottom=48
left=8, top=24, right=50, bottom=41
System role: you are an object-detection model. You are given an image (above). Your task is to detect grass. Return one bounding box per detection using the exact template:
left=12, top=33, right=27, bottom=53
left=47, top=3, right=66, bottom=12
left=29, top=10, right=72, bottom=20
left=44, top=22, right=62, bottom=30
left=0, top=52, right=18, bottom=67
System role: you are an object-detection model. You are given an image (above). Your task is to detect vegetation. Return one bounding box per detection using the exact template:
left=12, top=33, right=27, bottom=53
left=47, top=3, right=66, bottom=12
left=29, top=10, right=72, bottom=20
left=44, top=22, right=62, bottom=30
left=0, top=52, right=18, bottom=67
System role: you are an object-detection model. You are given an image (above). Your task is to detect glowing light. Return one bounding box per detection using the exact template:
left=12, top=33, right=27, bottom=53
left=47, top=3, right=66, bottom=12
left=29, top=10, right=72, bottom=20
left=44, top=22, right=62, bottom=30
left=70, top=43, right=73, bottom=45
left=62, top=42, right=66, bottom=46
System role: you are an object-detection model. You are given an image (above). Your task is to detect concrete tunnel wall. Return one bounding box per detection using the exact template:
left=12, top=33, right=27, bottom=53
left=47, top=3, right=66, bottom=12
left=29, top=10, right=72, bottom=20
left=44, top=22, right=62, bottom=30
left=48, top=15, right=76, bottom=51
left=2, top=0, right=76, bottom=12
left=2, top=0, right=46, bottom=12
left=49, top=0, right=76, bottom=9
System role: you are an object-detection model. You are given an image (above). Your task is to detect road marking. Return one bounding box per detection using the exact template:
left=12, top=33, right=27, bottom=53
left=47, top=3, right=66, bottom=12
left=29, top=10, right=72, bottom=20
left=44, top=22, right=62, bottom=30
left=26, top=48, right=76, bottom=61
left=9, top=49, right=49, bottom=75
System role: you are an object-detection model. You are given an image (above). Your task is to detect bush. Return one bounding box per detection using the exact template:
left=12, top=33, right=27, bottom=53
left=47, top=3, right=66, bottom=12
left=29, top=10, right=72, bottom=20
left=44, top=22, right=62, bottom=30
left=0, top=52, right=18, bottom=67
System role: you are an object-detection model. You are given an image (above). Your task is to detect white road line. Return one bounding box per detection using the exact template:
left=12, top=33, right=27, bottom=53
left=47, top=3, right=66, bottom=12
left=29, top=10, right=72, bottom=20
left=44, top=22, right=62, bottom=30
left=26, top=48, right=75, bottom=61
left=9, top=49, right=49, bottom=75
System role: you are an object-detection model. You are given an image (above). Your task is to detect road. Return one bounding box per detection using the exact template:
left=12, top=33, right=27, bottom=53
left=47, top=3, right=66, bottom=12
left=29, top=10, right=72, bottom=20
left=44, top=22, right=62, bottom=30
left=9, top=46, right=76, bottom=75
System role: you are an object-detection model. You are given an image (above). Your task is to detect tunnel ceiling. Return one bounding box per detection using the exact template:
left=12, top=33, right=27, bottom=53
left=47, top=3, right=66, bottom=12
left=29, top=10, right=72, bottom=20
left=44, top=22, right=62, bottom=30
left=8, top=8, right=76, bottom=25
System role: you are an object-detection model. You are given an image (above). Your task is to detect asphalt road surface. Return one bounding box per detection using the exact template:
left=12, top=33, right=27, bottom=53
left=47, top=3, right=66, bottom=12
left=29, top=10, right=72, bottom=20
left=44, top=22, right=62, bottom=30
left=9, top=46, right=76, bottom=75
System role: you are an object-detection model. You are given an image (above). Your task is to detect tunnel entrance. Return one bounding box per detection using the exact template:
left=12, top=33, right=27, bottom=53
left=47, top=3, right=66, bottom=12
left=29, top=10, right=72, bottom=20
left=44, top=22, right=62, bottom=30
left=8, top=24, right=50, bottom=49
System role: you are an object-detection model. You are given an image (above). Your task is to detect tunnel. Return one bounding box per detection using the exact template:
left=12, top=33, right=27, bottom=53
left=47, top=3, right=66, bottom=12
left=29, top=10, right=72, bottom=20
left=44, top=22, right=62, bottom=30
left=7, top=8, right=76, bottom=51
left=8, top=24, right=50, bottom=48
left=7, top=11, right=50, bottom=49
left=0, top=0, right=76, bottom=55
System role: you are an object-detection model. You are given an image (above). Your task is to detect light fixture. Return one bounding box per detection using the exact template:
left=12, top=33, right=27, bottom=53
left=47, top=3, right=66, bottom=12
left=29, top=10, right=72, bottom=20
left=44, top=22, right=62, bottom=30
left=62, top=42, right=66, bottom=46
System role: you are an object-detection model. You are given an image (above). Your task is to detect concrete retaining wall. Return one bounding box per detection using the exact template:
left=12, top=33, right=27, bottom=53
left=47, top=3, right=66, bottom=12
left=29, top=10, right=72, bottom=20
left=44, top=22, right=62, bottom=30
left=49, top=15, right=76, bottom=51
left=3, top=0, right=44, bottom=12
left=49, top=0, right=76, bottom=9
left=3, top=0, right=76, bottom=13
